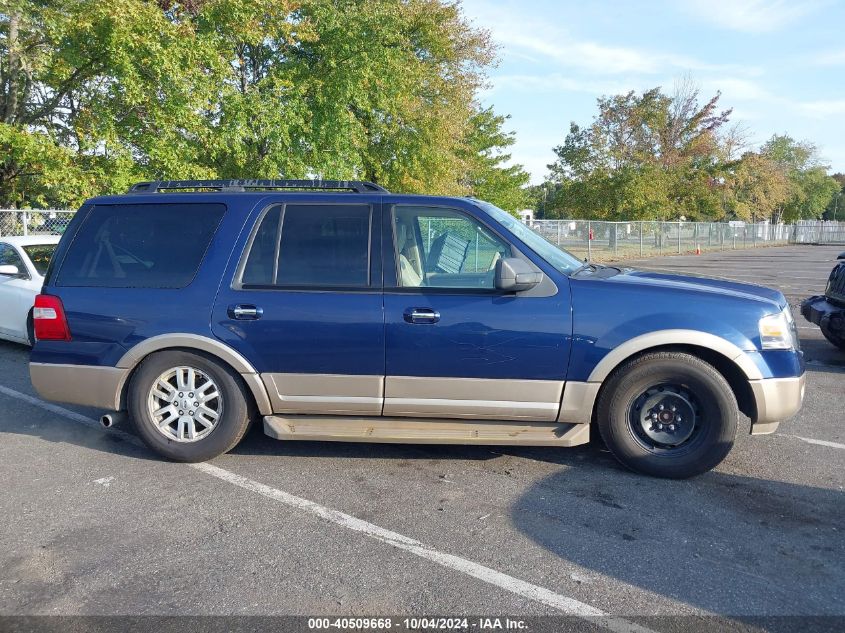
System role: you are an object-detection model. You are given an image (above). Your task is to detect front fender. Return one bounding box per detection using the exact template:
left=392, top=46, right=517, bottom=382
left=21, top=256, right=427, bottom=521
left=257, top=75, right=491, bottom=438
left=586, top=329, right=763, bottom=382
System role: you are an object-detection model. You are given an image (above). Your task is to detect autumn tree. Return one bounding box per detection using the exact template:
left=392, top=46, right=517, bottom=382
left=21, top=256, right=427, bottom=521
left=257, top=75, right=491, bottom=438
left=725, top=152, right=789, bottom=222
left=542, top=84, right=840, bottom=223
left=761, top=135, right=840, bottom=222
left=546, top=83, right=731, bottom=220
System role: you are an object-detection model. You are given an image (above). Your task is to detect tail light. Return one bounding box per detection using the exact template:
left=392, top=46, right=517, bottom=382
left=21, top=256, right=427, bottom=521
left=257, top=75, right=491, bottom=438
left=33, top=294, right=71, bottom=341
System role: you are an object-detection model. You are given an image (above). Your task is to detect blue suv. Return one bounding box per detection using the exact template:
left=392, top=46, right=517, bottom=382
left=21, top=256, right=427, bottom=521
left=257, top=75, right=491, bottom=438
left=29, top=180, right=805, bottom=478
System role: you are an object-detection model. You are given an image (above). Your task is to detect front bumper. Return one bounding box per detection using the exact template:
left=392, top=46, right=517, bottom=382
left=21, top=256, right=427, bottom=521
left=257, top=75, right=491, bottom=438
left=748, top=373, right=806, bottom=435
left=801, top=295, right=845, bottom=336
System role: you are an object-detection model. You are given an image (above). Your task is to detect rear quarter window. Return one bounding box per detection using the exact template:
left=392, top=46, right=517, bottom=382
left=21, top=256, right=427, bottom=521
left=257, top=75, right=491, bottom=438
left=56, top=203, right=225, bottom=288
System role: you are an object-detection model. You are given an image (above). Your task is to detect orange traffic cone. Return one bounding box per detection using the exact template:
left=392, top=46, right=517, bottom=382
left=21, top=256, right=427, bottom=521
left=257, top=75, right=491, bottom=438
left=695, top=245, right=701, bottom=255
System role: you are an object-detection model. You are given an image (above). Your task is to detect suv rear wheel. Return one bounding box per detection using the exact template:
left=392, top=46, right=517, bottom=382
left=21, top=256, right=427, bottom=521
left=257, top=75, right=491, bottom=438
left=128, top=350, right=252, bottom=462
left=596, top=351, right=738, bottom=479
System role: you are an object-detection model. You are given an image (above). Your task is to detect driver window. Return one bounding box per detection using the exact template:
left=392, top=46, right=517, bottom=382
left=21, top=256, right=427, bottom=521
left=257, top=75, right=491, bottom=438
left=393, top=206, right=511, bottom=289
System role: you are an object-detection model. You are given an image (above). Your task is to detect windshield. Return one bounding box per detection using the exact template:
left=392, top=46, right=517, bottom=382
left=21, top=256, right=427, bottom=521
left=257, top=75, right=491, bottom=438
left=475, top=201, right=583, bottom=275
left=22, top=244, right=57, bottom=277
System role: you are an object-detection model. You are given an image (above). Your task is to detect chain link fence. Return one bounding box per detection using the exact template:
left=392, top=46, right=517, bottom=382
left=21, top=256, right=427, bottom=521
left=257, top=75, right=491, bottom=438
left=0, top=209, right=76, bottom=237
left=2, top=208, right=844, bottom=262
left=789, top=220, right=845, bottom=245
left=529, top=219, right=845, bottom=261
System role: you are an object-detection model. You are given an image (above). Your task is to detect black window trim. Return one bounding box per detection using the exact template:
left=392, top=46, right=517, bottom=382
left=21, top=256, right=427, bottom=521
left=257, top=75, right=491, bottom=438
left=233, top=201, right=375, bottom=292
left=387, top=203, right=515, bottom=296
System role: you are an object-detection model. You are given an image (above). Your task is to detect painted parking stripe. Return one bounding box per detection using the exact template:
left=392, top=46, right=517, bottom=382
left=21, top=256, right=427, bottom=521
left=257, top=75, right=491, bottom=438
left=0, top=384, right=653, bottom=633
left=780, top=434, right=845, bottom=450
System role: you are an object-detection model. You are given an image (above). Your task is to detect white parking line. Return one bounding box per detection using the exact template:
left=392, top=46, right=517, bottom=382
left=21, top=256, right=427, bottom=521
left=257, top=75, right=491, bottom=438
left=0, top=384, right=653, bottom=633
left=779, top=434, right=845, bottom=450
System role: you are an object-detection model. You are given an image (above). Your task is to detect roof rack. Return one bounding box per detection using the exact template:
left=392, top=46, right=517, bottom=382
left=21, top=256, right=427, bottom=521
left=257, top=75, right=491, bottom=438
left=127, top=179, right=389, bottom=194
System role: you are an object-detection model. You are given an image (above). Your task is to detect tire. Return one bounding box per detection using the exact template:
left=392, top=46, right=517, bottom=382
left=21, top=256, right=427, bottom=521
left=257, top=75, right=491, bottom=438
left=128, top=350, right=252, bottom=462
left=596, top=351, right=738, bottom=479
left=821, top=326, right=845, bottom=351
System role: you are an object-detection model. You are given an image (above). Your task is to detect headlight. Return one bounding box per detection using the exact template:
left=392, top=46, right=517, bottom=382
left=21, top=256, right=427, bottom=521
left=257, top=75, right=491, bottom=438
left=759, top=310, right=798, bottom=350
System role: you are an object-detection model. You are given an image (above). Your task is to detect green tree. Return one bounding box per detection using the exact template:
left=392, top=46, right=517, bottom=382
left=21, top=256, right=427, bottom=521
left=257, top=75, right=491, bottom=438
left=824, top=173, right=844, bottom=220
left=458, top=107, right=529, bottom=212
left=0, top=0, right=216, bottom=206
left=546, top=83, right=730, bottom=220
left=725, top=152, right=790, bottom=222
left=761, top=135, right=840, bottom=221
left=1, top=0, right=518, bottom=208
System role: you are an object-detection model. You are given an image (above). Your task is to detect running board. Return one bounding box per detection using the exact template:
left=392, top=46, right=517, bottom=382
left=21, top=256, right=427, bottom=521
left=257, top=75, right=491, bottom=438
left=263, top=415, right=590, bottom=447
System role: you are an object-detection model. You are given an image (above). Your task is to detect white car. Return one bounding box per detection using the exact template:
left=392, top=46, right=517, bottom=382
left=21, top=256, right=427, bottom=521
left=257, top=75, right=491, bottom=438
left=0, top=235, right=61, bottom=345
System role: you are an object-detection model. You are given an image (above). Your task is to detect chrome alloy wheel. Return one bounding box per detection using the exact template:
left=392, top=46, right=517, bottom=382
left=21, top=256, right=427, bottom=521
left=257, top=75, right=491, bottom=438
left=147, top=366, right=223, bottom=442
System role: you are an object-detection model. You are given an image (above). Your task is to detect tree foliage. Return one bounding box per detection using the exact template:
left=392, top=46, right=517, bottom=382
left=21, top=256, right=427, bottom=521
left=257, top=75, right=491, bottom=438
left=724, top=152, right=789, bottom=222
left=458, top=107, right=529, bottom=211
left=547, top=83, right=730, bottom=221
left=0, top=0, right=529, bottom=210
left=825, top=173, right=844, bottom=220
left=543, top=84, right=840, bottom=222
left=759, top=135, right=841, bottom=222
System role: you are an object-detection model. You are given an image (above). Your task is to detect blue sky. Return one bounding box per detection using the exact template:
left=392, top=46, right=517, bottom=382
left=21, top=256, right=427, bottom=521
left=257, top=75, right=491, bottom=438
left=461, top=0, right=845, bottom=184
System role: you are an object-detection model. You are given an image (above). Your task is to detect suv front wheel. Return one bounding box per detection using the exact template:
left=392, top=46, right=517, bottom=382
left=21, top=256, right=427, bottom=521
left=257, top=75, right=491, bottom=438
left=128, top=350, right=252, bottom=462
left=596, top=351, right=738, bottom=479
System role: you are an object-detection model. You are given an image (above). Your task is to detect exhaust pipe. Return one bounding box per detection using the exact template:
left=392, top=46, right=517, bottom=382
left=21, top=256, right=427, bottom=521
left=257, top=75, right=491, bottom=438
left=100, top=412, right=127, bottom=429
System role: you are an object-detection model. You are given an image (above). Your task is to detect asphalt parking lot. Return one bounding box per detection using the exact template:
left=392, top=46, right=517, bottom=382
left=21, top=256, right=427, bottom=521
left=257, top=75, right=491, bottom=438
left=1, top=244, right=843, bottom=630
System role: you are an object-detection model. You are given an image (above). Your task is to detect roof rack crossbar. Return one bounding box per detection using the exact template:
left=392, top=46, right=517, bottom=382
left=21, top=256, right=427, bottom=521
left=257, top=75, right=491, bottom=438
left=128, top=179, right=389, bottom=194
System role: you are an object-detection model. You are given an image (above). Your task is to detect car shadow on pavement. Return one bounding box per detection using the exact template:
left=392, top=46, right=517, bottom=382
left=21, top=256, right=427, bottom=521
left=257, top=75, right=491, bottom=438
left=799, top=337, right=845, bottom=372
left=509, top=457, right=845, bottom=621
left=1, top=417, right=160, bottom=461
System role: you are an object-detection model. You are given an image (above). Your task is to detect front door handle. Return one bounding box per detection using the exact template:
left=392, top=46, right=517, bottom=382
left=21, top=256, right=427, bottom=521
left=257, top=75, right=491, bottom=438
left=403, top=307, right=440, bottom=324
left=228, top=304, right=263, bottom=320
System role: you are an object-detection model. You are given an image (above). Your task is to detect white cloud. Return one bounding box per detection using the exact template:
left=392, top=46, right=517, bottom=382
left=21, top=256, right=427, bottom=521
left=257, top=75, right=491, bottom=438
left=700, top=77, right=774, bottom=101
left=681, top=0, right=825, bottom=33
left=489, top=73, right=640, bottom=96
left=463, top=2, right=760, bottom=76
left=461, top=0, right=845, bottom=179
left=812, top=48, right=845, bottom=66
left=795, top=99, right=845, bottom=117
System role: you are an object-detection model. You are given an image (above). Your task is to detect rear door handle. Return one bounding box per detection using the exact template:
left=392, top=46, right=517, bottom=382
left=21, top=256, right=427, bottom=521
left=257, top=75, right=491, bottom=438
left=228, top=304, right=263, bottom=320
left=403, top=307, right=440, bottom=324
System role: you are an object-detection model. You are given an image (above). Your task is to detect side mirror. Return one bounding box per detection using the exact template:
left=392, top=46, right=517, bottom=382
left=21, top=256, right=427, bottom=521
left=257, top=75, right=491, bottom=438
left=0, top=264, right=20, bottom=277
left=495, top=257, right=543, bottom=292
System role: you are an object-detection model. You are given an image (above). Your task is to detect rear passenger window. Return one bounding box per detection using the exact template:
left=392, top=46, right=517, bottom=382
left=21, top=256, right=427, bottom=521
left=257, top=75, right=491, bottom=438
left=241, top=204, right=371, bottom=288
left=56, top=203, right=225, bottom=288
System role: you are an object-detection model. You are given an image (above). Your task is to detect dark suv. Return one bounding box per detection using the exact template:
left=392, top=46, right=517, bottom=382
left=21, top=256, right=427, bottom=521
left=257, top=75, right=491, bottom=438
left=29, top=180, right=805, bottom=478
left=801, top=251, right=845, bottom=350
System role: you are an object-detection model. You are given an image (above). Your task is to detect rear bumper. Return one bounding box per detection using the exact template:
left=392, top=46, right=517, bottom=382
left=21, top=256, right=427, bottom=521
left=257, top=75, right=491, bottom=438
left=29, top=362, right=129, bottom=411
left=748, top=373, right=806, bottom=434
left=801, top=295, right=845, bottom=335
